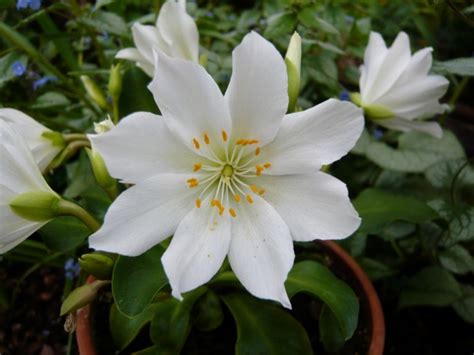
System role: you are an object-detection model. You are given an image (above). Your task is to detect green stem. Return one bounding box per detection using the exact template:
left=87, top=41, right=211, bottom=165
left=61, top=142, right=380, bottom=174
left=63, top=133, right=89, bottom=143
left=112, top=97, right=120, bottom=124
left=57, top=199, right=101, bottom=232
left=46, top=140, right=91, bottom=172
left=439, top=76, right=470, bottom=124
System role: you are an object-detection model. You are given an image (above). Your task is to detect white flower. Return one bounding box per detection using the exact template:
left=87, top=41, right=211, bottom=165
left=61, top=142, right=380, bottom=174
left=116, top=0, right=199, bottom=76
left=0, top=108, right=63, bottom=171
left=89, top=32, right=363, bottom=307
left=0, top=121, right=58, bottom=254
left=357, top=31, right=449, bottom=138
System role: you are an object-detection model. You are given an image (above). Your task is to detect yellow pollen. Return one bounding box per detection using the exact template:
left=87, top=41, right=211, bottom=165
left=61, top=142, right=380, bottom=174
left=218, top=206, right=225, bottom=215
left=258, top=189, right=265, bottom=195
left=234, top=194, right=241, bottom=203
left=222, top=130, right=228, bottom=142
left=193, top=163, right=202, bottom=172
left=256, top=165, right=264, bottom=176
left=195, top=199, right=202, bottom=208
left=236, top=139, right=246, bottom=145
left=250, top=185, right=259, bottom=193
left=211, top=199, right=219, bottom=207
left=263, top=162, right=272, bottom=169
left=248, top=139, right=259, bottom=145
left=187, top=178, right=197, bottom=183
left=246, top=195, right=254, bottom=203
left=255, top=147, right=261, bottom=156
left=229, top=208, right=237, bottom=217
left=203, top=133, right=210, bottom=145
left=187, top=178, right=198, bottom=188
left=193, top=138, right=200, bottom=149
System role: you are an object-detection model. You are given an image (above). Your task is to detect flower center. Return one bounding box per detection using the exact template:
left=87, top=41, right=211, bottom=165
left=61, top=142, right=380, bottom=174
left=186, top=131, right=272, bottom=218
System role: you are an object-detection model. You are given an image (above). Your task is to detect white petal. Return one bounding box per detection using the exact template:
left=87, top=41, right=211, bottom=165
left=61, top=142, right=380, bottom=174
left=89, top=112, right=196, bottom=184
left=157, top=1, right=199, bottom=62
left=0, top=121, right=51, bottom=193
left=116, top=48, right=155, bottom=77
left=359, top=32, right=387, bottom=98
left=377, top=75, right=449, bottom=119
left=362, top=32, right=411, bottom=103
left=88, top=173, right=197, bottom=256
left=225, top=32, right=288, bottom=146
left=257, top=99, right=364, bottom=175
left=0, top=108, right=60, bottom=170
left=228, top=195, right=293, bottom=308
left=162, top=202, right=231, bottom=299
left=256, top=173, right=361, bottom=241
left=376, top=117, right=443, bottom=138
left=148, top=53, right=231, bottom=150
left=132, top=23, right=171, bottom=64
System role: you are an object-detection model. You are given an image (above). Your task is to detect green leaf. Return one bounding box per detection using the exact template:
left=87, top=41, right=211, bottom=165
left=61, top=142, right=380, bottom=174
left=95, top=0, right=115, bottom=11
left=118, top=67, right=158, bottom=117
left=109, top=303, right=158, bottom=350
left=452, top=285, right=474, bottom=324
left=79, top=11, right=129, bottom=37
left=313, top=40, right=345, bottom=55
left=351, top=128, right=372, bottom=155
left=286, top=260, right=359, bottom=340
left=319, top=304, right=345, bottom=352
left=112, top=244, right=168, bottom=317
left=194, top=290, right=224, bottom=332
left=432, top=58, right=474, bottom=76
left=39, top=216, right=90, bottom=251
left=449, top=208, right=474, bottom=244
left=0, top=52, right=27, bottom=88
left=222, top=293, right=312, bottom=355
left=365, top=130, right=465, bottom=173
left=353, top=188, right=437, bottom=233
left=425, top=158, right=474, bottom=188
left=439, top=245, right=474, bottom=275
left=149, top=288, right=207, bottom=353
left=264, top=12, right=297, bottom=39
left=398, top=266, right=463, bottom=308
left=31, top=92, right=71, bottom=109
left=358, top=257, right=398, bottom=281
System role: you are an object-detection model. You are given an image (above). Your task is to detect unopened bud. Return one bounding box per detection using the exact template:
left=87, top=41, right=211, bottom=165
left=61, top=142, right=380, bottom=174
left=285, top=32, right=302, bottom=113
left=108, top=63, right=122, bottom=100
left=85, top=147, right=116, bottom=190
left=79, top=252, right=115, bottom=280
left=60, top=279, right=110, bottom=316
left=10, top=191, right=61, bottom=221
left=81, top=75, right=108, bottom=110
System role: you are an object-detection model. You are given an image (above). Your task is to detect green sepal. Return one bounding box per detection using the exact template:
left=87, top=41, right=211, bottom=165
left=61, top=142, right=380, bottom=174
left=41, top=131, right=66, bottom=148
left=108, top=63, right=123, bottom=100
left=85, top=147, right=116, bottom=189
left=60, top=279, right=110, bottom=316
left=10, top=191, right=61, bottom=221
left=349, top=92, right=394, bottom=120
left=79, top=252, right=115, bottom=280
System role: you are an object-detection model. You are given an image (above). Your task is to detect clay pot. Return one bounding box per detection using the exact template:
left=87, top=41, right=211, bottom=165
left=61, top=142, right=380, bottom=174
left=76, top=241, right=385, bottom=355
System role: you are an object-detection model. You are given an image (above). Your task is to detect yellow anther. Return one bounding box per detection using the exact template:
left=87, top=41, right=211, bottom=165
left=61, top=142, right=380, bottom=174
left=203, top=133, right=210, bottom=145
left=211, top=199, right=219, bottom=207
left=192, top=138, right=200, bottom=149
left=248, top=139, right=259, bottom=145
left=236, top=139, right=246, bottom=145
left=187, top=178, right=198, bottom=183
left=234, top=194, right=241, bottom=203
left=246, top=195, right=254, bottom=203
left=187, top=178, right=199, bottom=188
left=255, top=147, right=261, bottom=156
left=250, top=185, right=259, bottom=193
left=258, top=189, right=265, bottom=195
left=195, top=199, right=202, bottom=208
left=222, top=130, right=228, bottom=142
left=263, top=162, right=272, bottom=169
left=229, top=208, right=237, bottom=218
left=256, top=165, right=264, bottom=176
left=193, top=163, right=202, bottom=172
left=218, top=206, right=225, bottom=215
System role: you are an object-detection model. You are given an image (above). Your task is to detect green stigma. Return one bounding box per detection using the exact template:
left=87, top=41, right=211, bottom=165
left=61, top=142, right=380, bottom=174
left=222, top=164, right=234, bottom=177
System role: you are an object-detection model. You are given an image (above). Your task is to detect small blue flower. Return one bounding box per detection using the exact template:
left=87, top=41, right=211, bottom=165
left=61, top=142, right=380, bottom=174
left=64, top=258, right=80, bottom=280
left=16, top=0, right=29, bottom=9
left=11, top=61, right=26, bottom=76
left=373, top=129, right=384, bottom=140
left=29, top=0, right=42, bottom=10
left=32, top=75, right=57, bottom=90
left=339, top=90, right=350, bottom=101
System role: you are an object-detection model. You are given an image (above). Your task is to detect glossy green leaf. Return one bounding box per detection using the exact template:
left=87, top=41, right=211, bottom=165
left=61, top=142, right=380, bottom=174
left=194, top=289, right=224, bottom=332
left=109, top=303, right=158, bottom=350
left=222, top=293, right=312, bottom=355
left=79, top=11, right=128, bottom=37
left=264, top=12, right=297, bottom=39
left=398, top=266, right=463, bottom=308
left=353, top=188, right=437, bottom=233
left=112, top=244, right=168, bottom=317
left=433, top=58, right=474, bottom=76
left=448, top=208, right=474, bottom=244
left=39, top=216, right=90, bottom=251
left=425, top=158, right=474, bottom=188
left=31, top=92, right=71, bottom=109
left=366, top=130, right=465, bottom=173
left=149, top=288, right=207, bottom=353
left=453, top=285, right=474, bottom=324
left=319, top=304, right=345, bottom=352
left=358, top=257, right=398, bottom=281
left=286, top=260, right=359, bottom=340
left=118, top=67, right=158, bottom=117
left=439, top=245, right=474, bottom=275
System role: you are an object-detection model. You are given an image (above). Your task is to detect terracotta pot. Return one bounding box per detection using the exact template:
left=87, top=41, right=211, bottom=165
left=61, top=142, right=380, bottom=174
left=76, top=241, right=385, bottom=355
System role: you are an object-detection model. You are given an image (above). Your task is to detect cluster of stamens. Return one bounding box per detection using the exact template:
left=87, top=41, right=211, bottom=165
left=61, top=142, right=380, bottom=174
left=186, top=130, right=272, bottom=218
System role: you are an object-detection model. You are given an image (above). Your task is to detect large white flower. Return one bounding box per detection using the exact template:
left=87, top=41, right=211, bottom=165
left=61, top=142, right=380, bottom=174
left=89, top=32, right=363, bottom=307
left=0, top=108, right=63, bottom=171
left=116, top=0, right=199, bottom=76
left=356, top=31, right=449, bottom=138
left=0, top=121, right=58, bottom=253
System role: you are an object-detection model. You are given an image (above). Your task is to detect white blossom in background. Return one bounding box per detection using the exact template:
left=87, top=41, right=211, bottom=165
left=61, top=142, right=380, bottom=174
left=89, top=32, right=363, bottom=308
left=356, top=31, right=449, bottom=138
left=0, top=121, right=59, bottom=253
left=0, top=108, right=63, bottom=171
left=116, top=0, right=199, bottom=76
